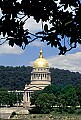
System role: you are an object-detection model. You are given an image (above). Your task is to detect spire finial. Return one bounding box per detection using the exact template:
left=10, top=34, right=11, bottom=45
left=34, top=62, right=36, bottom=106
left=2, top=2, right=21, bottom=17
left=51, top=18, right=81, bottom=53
left=39, top=47, right=43, bottom=58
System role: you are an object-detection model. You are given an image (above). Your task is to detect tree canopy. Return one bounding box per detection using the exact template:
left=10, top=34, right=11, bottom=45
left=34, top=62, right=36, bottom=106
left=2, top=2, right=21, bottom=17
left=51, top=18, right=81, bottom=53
left=0, top=90, right=23, bottom=106
left=30, top=85, right=80, bottom=114
left=0, top=0, right=81, bottom=54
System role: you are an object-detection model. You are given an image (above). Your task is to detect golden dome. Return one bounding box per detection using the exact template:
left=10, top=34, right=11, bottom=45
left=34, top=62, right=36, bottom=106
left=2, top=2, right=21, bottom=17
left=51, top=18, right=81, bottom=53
left=33, top=49, right=49, bottom=68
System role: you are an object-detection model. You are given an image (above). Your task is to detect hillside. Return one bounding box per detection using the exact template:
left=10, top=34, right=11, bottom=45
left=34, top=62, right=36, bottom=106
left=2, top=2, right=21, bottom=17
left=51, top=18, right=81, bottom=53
left=50, top=68, right=81, bottom=86
left=0, top=66, right=81, bottom=90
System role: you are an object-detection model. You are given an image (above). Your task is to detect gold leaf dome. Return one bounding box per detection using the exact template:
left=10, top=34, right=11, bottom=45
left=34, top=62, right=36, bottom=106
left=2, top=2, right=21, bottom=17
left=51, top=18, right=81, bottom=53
left=33, top=49, right=49, bottom=68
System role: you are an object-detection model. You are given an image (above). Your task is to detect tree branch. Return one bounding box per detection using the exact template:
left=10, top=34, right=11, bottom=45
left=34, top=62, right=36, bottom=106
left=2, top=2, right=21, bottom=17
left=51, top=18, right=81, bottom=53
left=0, top=39, right=8, bottom=45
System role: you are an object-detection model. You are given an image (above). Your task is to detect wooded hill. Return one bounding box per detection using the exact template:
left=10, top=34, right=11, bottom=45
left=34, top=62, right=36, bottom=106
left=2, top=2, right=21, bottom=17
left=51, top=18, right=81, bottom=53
left=0, top=66, right=81, bottom=90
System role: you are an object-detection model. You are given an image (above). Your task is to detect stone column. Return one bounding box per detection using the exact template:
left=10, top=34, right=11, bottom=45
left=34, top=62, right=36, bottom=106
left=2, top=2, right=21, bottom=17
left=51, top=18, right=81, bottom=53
left=23, top=91, right=31, bottom=108
left=23, top=91, right=27, bottom=103
left=31, top=74, right=32, bottom=80
left=28, top=92, right=30, bottom=102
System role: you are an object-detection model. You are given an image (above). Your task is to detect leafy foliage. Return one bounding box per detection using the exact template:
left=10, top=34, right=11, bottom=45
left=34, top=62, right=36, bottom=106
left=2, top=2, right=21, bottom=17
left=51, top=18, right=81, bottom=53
left=35, top=93, right=56, bottom=113
left=0, top=0, right=81, bottom=54
left=30, top=84, right=80, bottom=114
left=0, top=66, right=32, bottom=90
left=0, top=90, right=23, bottom=106
left=30, top=91, right=41, bottom=105
left=58, top=85, right=78, bottom=112
left=10, top=112, right=16, bottom=118
left=75, top=84, right=81, bottom=107
left=0, top=91, right=16, bottom=106
left=42, top=85, right=61, bottom=97
left=50, top=68, right=81, bottom=86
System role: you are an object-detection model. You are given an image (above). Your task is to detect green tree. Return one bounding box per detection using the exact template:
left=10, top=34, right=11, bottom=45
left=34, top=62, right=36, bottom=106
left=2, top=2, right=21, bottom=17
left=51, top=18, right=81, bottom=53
left=57, top=85, right=79, bottom=113
left=17, top=93, right=23, bottom=105
left=35, top=93, right=56, bottom=113
left=30, top=91, right=41, bottom=105
left=0, top=66, right=32, bottom=90
left=0, top=91, right=9, bottom=106
left=75, top=84, right=81, bottom=107
left=0, top=0, right=81, bottom=54
left=0, top=91, right=18, bottom=106
left=42, top=85, right=61, bottom=97
left=8, top=92, right=17, bottom=106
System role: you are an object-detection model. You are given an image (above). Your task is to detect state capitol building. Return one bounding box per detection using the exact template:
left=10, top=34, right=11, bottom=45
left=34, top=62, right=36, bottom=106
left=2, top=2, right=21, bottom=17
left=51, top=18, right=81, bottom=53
left=23, top=49, right=51, bottom=107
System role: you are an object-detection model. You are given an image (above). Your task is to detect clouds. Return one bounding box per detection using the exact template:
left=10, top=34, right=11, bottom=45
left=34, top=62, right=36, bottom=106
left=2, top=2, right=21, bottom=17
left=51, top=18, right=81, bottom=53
left=47, top=52, right=81, bottom=73
left=24, top=16, right=52, bottom=33
left=0, top=42, right=24, bottom=55
left=29, top=51, right=81, bottom=73
left=24, top=17, right=42, bottom=33
left=29, top=40, right=46, bottom=47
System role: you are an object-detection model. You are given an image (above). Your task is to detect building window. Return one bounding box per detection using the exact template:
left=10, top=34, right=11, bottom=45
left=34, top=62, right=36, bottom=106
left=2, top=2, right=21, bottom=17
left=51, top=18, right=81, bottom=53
left=34, top=74, right=35, bottom=78
left=36, top=74, right=38, bottom=77
left=45, top=74, right=46, bottom=78
left=43, top=74, right=44, bottom=77
left=41, top=74, right=42, bottom=80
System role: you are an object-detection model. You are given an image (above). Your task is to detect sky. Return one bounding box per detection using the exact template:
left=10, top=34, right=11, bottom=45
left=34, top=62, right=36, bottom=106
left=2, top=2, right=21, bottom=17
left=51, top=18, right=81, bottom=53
left=0, top=1, right=81, bottom=74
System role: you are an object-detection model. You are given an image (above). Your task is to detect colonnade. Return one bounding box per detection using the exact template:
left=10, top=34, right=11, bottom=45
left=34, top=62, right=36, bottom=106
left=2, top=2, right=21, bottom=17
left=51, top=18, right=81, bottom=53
left=31, top=73, right=51, bottom=80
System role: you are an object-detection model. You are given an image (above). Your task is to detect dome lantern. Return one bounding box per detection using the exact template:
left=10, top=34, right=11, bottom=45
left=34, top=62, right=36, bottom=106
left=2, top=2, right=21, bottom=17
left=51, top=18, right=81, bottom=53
left=33, top=49, right=49, bottom=68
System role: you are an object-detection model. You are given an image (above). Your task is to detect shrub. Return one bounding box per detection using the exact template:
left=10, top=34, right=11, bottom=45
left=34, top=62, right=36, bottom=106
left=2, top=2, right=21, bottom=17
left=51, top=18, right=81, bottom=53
left=10, top=111, right=16, bottom=118
left=67, top=107, right=75, bottom=114
left=76, top=109, right=81, bottom=114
